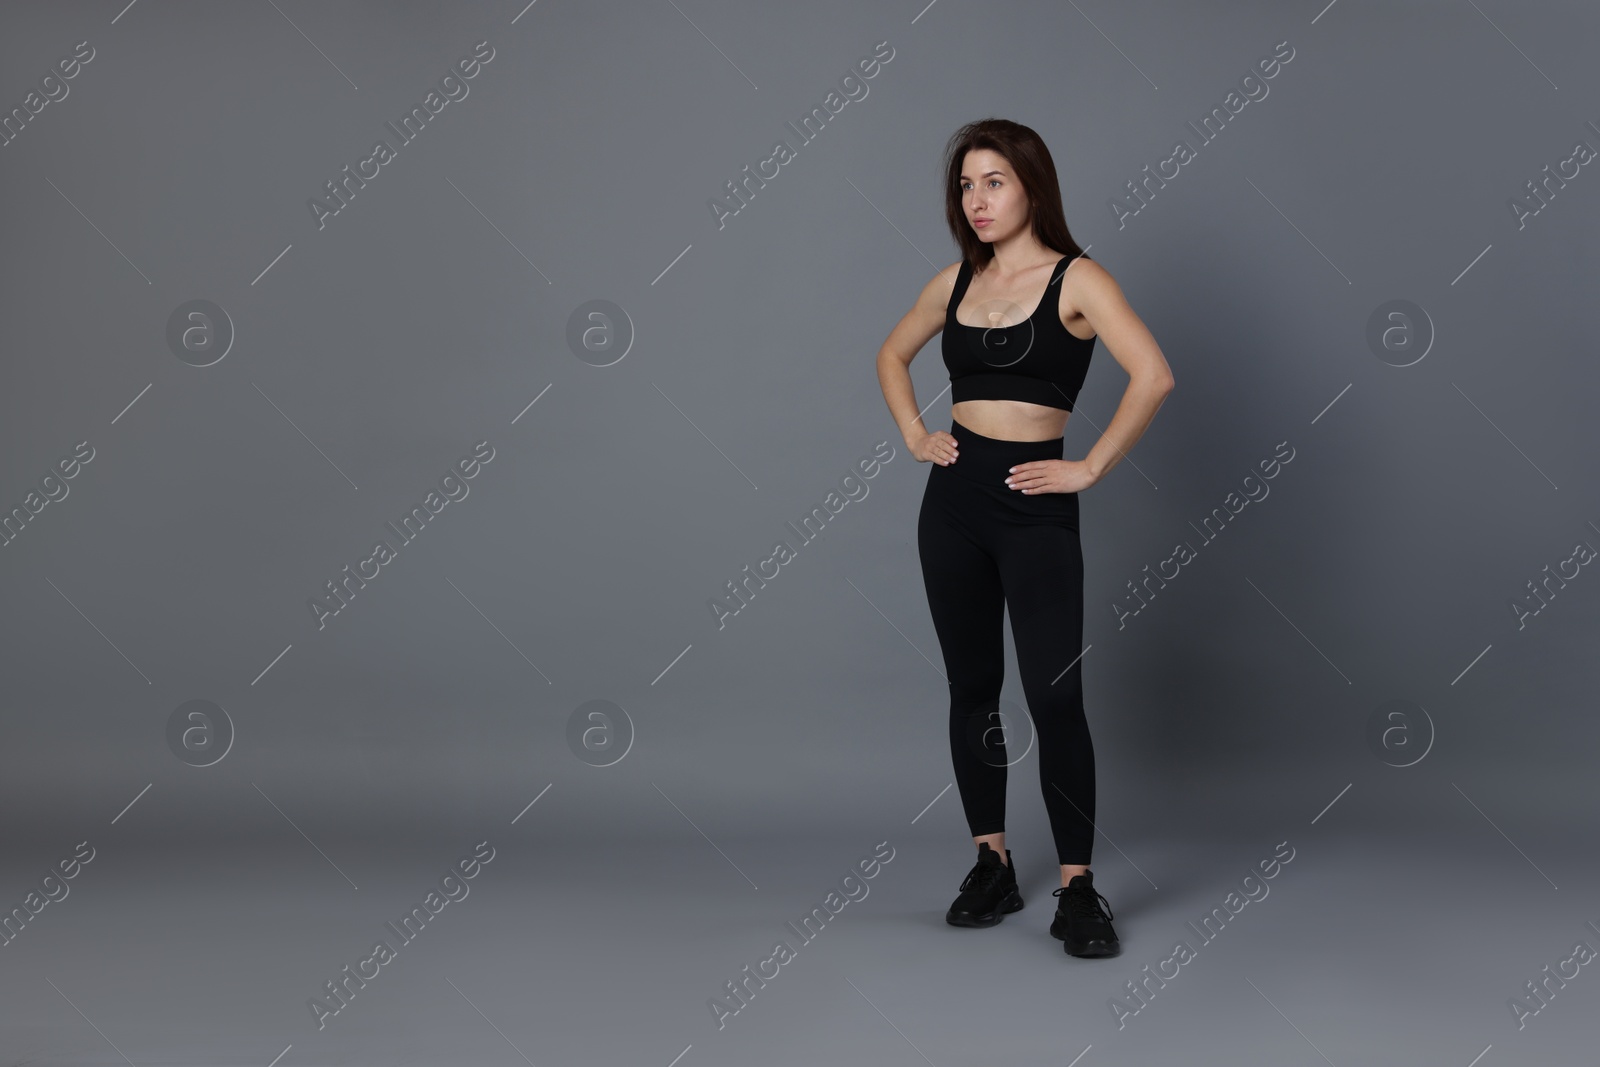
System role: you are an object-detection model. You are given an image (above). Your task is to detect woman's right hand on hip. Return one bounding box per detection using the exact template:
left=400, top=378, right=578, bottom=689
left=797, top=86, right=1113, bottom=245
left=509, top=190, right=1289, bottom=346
left=911, top=431, right=959, bottom=466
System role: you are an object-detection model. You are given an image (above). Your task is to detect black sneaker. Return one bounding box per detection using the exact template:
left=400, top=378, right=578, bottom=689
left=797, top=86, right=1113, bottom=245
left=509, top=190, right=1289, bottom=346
left=945, top=843, right=1022, bottom=927
left=1050, top=871, right=1120, bottom=957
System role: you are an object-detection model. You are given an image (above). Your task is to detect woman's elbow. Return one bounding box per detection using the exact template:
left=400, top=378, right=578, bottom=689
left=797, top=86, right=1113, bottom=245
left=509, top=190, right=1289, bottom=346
left=878, top=345, right=914, bottom=371
left=1142, top=369, right=1174, bottom=395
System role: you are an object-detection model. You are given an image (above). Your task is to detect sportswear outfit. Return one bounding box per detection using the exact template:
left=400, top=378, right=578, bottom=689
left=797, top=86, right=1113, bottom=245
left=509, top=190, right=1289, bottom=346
left=919, top=253, right=1098, bottom=867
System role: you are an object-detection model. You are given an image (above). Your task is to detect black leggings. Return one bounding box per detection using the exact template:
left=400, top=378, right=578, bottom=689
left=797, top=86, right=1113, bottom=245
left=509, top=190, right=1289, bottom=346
left=917, top=418, right=1095, bottom=866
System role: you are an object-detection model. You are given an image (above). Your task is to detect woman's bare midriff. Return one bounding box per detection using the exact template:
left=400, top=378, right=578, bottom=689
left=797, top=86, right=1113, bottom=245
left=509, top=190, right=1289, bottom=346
left=951, top=398, right=1068, bottom=442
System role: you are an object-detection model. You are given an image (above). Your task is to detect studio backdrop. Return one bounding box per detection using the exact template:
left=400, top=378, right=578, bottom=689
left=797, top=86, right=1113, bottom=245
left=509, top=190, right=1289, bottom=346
left=2, top=1, right=1597, bottom=1065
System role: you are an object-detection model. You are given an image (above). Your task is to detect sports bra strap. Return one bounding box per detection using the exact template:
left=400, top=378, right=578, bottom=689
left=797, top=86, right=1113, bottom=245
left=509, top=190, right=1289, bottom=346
left=947, top=259, right=974, bottom=312
left=1049, top=254, right=1072, bottom=287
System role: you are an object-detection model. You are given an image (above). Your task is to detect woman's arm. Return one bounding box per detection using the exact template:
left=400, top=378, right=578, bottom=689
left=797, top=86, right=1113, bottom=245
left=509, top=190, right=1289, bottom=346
left=1069, top=258, right=1174, bottom=485
left=876, top=263, right=963, bottom=464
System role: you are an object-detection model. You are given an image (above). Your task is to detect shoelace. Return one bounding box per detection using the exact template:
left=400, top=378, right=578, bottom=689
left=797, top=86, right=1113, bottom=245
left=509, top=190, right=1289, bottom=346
left=959, top=859, right=1005, bottom=894
left=1054, top=884, right=1114, bottom=923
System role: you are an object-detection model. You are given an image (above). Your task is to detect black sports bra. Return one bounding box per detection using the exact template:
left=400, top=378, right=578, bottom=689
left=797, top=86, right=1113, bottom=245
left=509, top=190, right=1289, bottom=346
left=941, top=253, right=1096, bottom=412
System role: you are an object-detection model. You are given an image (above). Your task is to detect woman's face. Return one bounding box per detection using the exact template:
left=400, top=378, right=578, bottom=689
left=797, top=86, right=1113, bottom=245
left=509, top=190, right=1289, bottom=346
left=960, top=149, right=1029, bottom=243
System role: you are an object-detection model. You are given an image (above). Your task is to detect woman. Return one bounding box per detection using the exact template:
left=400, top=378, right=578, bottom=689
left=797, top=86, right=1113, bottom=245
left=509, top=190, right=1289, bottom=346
left=875, top=119, right=1173, bottom=958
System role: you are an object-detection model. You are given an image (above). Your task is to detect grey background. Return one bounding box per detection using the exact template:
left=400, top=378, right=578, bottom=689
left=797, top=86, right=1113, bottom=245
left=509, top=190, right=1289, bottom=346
left=2, top=1, right=1597, bottom=1065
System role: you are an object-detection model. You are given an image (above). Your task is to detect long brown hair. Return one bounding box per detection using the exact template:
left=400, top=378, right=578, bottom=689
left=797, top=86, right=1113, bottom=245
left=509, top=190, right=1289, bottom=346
left=942, top=118, right=1085, bottom=272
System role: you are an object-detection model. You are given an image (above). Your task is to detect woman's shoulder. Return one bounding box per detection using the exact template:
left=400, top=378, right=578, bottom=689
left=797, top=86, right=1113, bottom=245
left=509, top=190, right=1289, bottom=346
left=930, top=258, right=968, bottom=300
left=1059, top=253, right=1123, bottom=321
left=1062, top=250, right=1110, bottom=284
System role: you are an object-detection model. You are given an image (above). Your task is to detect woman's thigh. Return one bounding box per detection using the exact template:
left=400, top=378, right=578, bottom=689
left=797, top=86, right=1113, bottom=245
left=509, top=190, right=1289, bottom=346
left=993, top=510, right=1085, bottom=686
left=917, top=471, right=1006, bottom=681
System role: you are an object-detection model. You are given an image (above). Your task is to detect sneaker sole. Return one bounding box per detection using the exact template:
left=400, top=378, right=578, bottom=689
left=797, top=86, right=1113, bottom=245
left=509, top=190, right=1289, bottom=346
left=1049, top=921, right=1120, bottom=957
left=945, top=889, right=1024, bottom=927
